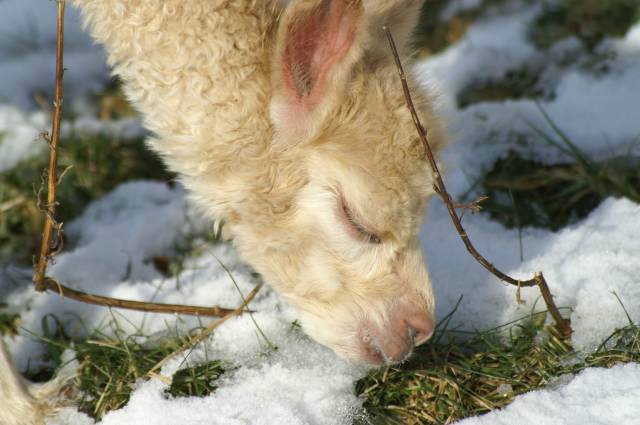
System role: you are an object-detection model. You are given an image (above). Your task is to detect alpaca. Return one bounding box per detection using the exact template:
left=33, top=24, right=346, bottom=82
left=0, top=1, right=449, bottom=421
left=0, top=340, right=75, bottom=425
left=0, top=341, right=45, bottom=425
left=65, top=0, right=447, bottom=364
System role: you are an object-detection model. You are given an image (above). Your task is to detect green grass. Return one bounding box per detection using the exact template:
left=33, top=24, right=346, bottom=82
left=358, top=310, right=640, bottom=424
left=34, top=319, right=227, bottom=421
left=457, top=66, right=547, bottom=108
left=413, top=0, right=514, bottom=56
left=530, top=0, right=640, bottom=49
left=31, top=308, right=638, bottom=424
left=167, top=359, right=226, bottom=398
left=74, top=336, right=226, bottom=419
left=479, top=150, right=640, bottom=230
left=0, top=132, right=173, bottom=264
left=476, top=107, right=640, bottom=230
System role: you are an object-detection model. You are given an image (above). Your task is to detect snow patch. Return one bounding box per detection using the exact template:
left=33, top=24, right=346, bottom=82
left=456, top=363, right=640, bottom=425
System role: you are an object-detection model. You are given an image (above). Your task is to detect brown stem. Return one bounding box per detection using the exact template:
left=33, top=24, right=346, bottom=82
left=384, top=27, right=572, bottom=337
left=34, top=0, right=66, bottom=292
left=39, top=277, right=246, bottom=317
left=454, top=195, right=489, bottom=214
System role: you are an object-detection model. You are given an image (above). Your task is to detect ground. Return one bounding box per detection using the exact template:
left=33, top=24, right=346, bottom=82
left=0, top=0, right=639, bottom=424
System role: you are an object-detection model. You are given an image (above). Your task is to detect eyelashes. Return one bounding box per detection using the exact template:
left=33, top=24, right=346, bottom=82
left=341, top=200, right=382, bottom=244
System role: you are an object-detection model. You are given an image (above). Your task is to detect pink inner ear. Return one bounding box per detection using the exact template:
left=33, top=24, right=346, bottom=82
left=282, top=0, right=358, bottom=109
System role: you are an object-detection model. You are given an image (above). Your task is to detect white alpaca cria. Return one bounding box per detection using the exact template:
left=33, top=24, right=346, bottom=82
left=1, top=0, right=449, bottom=421
left=1, top=339, right=77, bottom=425
left=67, top=0, right=447, bottom=363
left=1, top=1, right=450, bottom=420
left=0, top=341, right=44, bottom=425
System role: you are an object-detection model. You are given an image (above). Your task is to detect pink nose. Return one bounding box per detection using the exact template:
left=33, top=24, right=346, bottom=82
left=358, top=307, right=434, bottom=365
left=404, top=311, right=435, bottom=346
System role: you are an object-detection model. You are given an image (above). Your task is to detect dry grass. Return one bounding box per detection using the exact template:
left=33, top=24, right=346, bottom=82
left=32, top=318, right=227, bottom=421
left=357, top=308, right=640, bottom=424
left=476, top=106, right=640, bottom=230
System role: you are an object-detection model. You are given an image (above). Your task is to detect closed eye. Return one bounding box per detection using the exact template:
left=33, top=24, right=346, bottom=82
left=340, top=200, right=382, bottom=244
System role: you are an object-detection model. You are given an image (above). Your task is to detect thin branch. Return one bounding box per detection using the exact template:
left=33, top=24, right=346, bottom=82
left=383, top=27, right=572, bottom=337
left=34, top=0, right=66, bottom=292
left=38, top=277, right=244, bottom=317
left=453, top=195, right=489, bottom=214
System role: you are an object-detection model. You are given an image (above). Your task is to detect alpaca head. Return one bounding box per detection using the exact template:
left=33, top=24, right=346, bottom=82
left=226, top=0, right=444, bottom=366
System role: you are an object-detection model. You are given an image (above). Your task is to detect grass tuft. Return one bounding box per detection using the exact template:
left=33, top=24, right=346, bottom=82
left=413, top=0, right=515, bottom=57
left=358, top=313, right=640, bottom=424
left=38, top=324, right=227, bottom=421
left=479, top=150, right=640, bottom=230
left=0, top=132, right=173, bottom=263
left=530, top=0, right=640, bottom=49
left=477, top=107, right=640, bottom=230
left=167, top=360, right=226, bottom=398
left=457, top=66, right=547, bottom=108
left=75, top=337, right=179, bottom=419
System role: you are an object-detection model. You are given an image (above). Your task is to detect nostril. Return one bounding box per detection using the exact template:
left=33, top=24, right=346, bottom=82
left=412, top=327, right=434, bottom=346
left=404, top=314, right=434, bottom=347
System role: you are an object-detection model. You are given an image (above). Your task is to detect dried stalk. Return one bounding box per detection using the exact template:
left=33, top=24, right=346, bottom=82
left=0, top=196, right=27, bottom=214
left=32, top=0, right=259, bottom=319
left=34, top=0, right=66, bottom=292
left=384, top=27, right=572, bottom=337
left=39, top=277, right=241, bottom=317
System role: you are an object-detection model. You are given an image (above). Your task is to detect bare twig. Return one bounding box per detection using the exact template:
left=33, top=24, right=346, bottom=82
left=34, top=0, right=66, bottom=292
left=38, top=277, right=244, bottom=317
left=31, top=1, right=261, bottom=319
left=384, top=27, right=572, bottom=337
left=453, top=195, right=489, bottom=214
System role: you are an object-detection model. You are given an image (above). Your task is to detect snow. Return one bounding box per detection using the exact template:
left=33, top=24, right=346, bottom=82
left=417, top=2, right=541, bottom=112
left=0, top=105, right=47, bottom=172
left=0, top=0, right=129, bottom=173
left=50, top=314, right=363, bottom=425
left=0, top=0, right=109, bottom=111
left=0, top=107, right=144, bottom=173
left=440, top=0, right=484, bottom=21
left=426, top=197, right=640, bottom=351
left=3, top=181, right=364, bottom=424
left=456, top=363, right=640, bottom=425
left=417, top=5, right=640, bottom=195
left=0, top=1, right=639, bottom=424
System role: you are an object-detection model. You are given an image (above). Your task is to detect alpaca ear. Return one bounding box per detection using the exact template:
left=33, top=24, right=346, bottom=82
left=270, top=0, right=364, bottom=138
